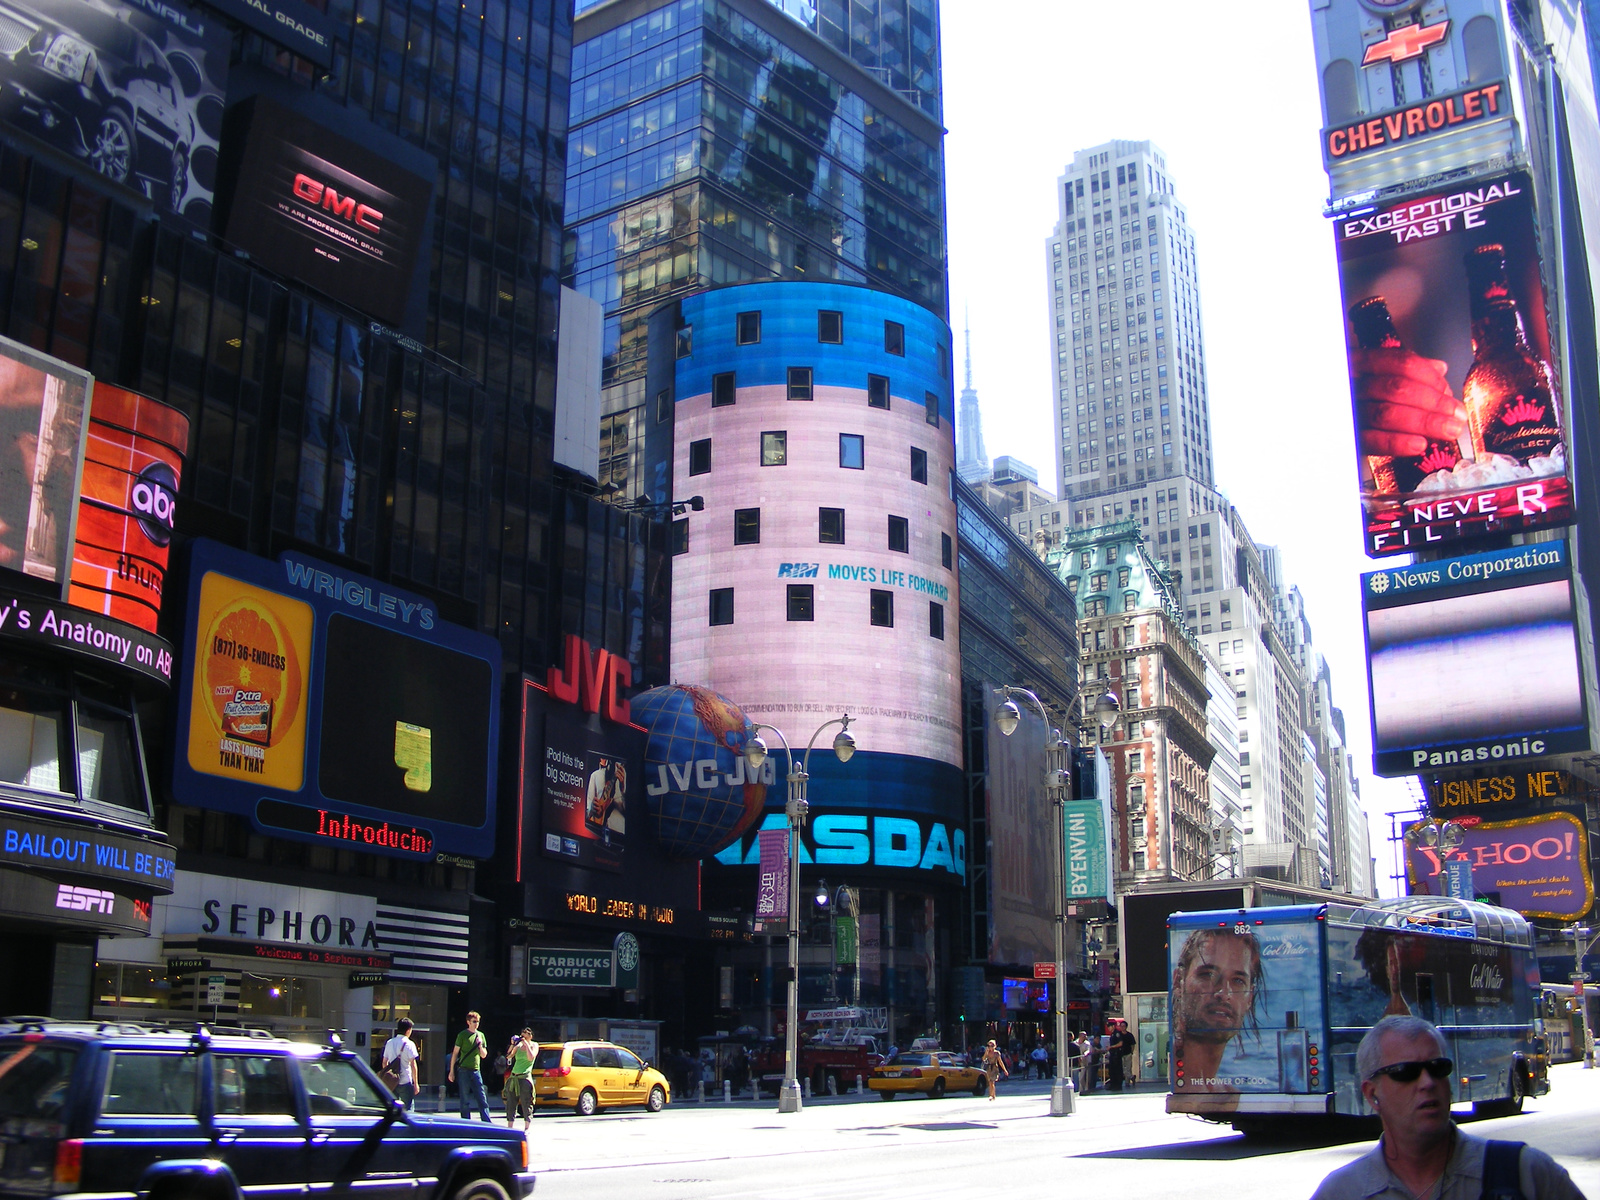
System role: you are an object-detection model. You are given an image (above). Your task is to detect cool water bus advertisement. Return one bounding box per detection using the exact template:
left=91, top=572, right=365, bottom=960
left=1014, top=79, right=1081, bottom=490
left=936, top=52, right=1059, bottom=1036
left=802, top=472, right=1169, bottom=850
left=1167, top=898, right=1546, bottom=1126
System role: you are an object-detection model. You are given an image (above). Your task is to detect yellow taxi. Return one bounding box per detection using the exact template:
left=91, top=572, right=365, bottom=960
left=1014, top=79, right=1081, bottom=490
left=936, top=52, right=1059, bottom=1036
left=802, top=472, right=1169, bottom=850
left=867, top=1050, right=987, bottom=1100
left=530, top=1040, right=671, bottom=1115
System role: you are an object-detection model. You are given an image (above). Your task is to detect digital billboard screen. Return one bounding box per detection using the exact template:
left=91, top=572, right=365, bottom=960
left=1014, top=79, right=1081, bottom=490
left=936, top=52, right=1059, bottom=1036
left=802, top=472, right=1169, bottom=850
left=984, top=686, right=1054, bottom=969
left=173, top=539, right=501, bottom=858
left=0, top=336, right=90, bottom=592
left=68, top=385, right=187, bottom=633
left=539, top=704, right=638, bottom=873
left=1334, top=171, right=1574, bottom=555
left=1362, top=541, right=1587, bottom=776
left=222, top=96, right=431, bottom=327
left=1404, top=809, right=1593, bottom=919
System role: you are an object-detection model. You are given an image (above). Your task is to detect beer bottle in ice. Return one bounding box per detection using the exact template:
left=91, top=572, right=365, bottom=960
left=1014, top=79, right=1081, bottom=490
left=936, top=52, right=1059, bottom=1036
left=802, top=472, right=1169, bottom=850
left=1461, top=243, right=1561, bottom=463
left=1349, top=296, right=1459, bottom=493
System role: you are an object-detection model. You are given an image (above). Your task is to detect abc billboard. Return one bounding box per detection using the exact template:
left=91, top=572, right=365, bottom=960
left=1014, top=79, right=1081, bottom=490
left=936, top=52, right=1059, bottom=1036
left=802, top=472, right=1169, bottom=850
left=1335, top=171, right=1574, bottom=555
left=68, top=385, right=187, bottom=633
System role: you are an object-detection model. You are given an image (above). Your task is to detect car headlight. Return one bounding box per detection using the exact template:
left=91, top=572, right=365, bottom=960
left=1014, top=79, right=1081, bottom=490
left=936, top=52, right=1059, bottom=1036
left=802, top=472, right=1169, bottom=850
left=41, top=34, right=92, bottom=84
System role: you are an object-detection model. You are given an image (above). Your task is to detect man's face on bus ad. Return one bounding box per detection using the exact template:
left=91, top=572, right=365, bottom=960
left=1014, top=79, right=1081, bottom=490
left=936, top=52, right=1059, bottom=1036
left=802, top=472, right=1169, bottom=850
left=1176, top=934, right=1255, bottom=1044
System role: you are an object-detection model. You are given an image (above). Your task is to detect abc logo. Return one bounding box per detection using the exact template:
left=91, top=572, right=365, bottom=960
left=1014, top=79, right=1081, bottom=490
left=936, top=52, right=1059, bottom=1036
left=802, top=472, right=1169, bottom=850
left=130, top=461, right=178, bottom=547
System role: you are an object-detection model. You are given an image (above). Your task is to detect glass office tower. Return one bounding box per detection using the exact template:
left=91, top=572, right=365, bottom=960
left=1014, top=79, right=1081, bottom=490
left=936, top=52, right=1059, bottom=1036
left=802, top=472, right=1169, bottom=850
left=565, top=0, right=946, bottom=499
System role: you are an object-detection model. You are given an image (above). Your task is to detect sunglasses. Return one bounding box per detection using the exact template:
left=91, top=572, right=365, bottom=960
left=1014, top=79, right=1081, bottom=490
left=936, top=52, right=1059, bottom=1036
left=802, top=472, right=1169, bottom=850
left=1368, top=1057, right=1453, bottom=1084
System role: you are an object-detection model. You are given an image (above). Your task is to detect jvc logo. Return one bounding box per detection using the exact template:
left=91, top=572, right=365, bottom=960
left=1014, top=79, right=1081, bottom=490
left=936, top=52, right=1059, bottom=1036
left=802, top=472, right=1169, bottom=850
left=777, top=562, right=819, bottom=578
left=292, top=174, right=384, bottom=233
left=131, top=461, right=177, bottom=547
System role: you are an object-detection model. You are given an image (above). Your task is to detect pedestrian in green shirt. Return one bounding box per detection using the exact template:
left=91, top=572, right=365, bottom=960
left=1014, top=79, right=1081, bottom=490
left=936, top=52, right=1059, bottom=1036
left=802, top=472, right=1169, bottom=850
left=447, top=1012, right=490, bottom=1121
left=505, top=1028, right=536, bottom=1130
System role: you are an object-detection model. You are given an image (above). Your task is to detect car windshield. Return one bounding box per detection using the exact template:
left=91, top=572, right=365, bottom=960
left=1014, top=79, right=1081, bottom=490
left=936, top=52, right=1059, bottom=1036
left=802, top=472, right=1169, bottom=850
left=884, top=1053, right=931, bottom=1066
left=532, top=1047, right=563, bottom=1070
left=301, top=1056, right=388, bottom=1116
left=0, top=1042, right=77, bottom=1122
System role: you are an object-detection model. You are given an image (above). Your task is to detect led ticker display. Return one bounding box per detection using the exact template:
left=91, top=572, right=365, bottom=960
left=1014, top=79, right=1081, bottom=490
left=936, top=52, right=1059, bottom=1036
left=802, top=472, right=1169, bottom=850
left=1362, top=541, right=1587, bottom=776
left=174, top=540, right=500, bottom=858
left=1335, top=172, right=1574, bottom=555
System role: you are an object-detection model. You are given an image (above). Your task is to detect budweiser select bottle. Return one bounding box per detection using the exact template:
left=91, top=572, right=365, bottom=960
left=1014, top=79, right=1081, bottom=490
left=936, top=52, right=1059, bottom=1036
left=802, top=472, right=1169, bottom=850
left=1349, top=296, right=1460, bottom=493
left=1461, top=244, right=1561, bottom=463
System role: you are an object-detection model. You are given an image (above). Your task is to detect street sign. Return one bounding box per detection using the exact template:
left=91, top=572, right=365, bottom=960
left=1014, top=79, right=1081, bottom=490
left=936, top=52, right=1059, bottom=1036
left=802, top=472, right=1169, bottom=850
left=1033, top=962, right=1057, bottom=980
left=205, top=975, right=226, bottom=1006
left=1444, top=859, right=1474, bottom=900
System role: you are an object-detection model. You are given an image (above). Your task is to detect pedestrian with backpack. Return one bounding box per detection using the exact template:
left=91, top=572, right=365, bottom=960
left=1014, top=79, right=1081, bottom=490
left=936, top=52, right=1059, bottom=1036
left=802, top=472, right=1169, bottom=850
left=1309, top=1016, right=1584, bottom=1199
left=381, top=1018, right=420, bottom=1110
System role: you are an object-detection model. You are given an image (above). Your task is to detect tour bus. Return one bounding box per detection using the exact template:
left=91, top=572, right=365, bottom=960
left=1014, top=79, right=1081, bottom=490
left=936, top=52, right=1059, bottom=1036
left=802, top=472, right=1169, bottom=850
left=1165, top=896, right=1549, bottom=1130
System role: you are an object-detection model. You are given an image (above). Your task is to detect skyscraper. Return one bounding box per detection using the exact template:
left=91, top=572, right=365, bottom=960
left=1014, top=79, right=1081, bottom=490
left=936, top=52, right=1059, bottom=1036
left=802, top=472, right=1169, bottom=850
left=956, top=315, right=990, bottom=484
left=565, top=0, right=948, bottom=501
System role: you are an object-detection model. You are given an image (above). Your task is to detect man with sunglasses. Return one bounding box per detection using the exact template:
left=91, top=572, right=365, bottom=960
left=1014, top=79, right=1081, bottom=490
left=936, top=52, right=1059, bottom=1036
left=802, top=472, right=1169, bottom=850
left=1310, top=1016, right=1584, bottom=1200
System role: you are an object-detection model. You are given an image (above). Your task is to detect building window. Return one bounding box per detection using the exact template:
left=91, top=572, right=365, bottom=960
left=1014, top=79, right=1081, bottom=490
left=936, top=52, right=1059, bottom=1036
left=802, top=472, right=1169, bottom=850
left=671, top=519, right=688, bottom=555
left=888, top=515, right=909, bottom=552
left=734, top=508, right=761, bottom=545
left=761, top=431, right=787, bottom=466
left=929, top=601, right=944, bottom=639
left=819, top=507, right=845, bottom=544
left=689, top=439, right=711, bottom=475
left=737, top=311, right=761, bottom=344
left=710, top=588, right=734, bottom=625
left=884, top=320, right=905, bottom=356
left=788, top=367, right=813, bottom=401
left=870, top=589, right=894, bottom=627
left=924, top=392, right=940, bottom=427
left=818, top=310, right=843, bottom=343
left=1128, top=750, right=1142, bottom=771
left=787, top=584, right=814, bottom=621
left=712, top=372, right=736, bottom=407
left=676, top=325, right=693, bottom=358
left=840, top=434, right=864, bottom=469
left=868, top=374, right=890, bottom=409
left=910, top=447, right=928, bottom=483
left=656, top=389, right=672, bottom=423
left=941, top=532, right=953, bottom=568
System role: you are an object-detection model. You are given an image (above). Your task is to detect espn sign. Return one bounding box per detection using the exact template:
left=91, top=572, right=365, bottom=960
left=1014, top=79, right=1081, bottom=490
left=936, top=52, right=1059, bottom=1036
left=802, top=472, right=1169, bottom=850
left=56, top=884, right=115, bottom=914
left=292, top=173, right=383, bottom=233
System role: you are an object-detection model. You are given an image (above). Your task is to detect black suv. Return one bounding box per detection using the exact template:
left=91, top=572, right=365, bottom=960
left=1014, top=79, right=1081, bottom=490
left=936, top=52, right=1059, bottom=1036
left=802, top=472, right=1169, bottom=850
left=0, top=1020, right=534, bottom=1200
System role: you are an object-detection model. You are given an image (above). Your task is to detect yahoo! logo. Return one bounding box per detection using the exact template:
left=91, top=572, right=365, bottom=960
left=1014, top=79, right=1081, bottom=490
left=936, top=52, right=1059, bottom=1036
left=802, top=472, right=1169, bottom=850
left=131, top=461, right=177, bottom=547
left=291, top=173, right=383, bottom=233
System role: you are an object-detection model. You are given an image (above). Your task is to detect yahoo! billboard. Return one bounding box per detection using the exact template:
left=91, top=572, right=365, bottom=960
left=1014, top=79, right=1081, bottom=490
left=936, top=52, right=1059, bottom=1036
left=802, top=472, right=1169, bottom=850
left=1405, top=810, right=1593, bottom=919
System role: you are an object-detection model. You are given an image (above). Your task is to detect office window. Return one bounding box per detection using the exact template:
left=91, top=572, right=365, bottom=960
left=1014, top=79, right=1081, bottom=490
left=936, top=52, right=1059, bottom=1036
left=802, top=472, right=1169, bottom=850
left=884, top=320, right=905, bottom=355
left=656, top=389, right=672, bottom=423
left=929, top=601, right=944, bottom=639
left=787, top=584, right=814, bottom=621
left=671, top=519, right=688, bottom=555
left=870, top=589, right=894, bottom=627
left=676, top=326, right=693, bottom=358
left=840, top=434, right=864, bottom=469
left=712, top=372, right=736, bottom=407
left=888, top=515, right=909, bottom=552
left=819, top=507, right=845, bottom=544
left=941, top=532, right=953, bottom=569
left=688, top=439, right=711, bottom=475
left=710, top=588, right=734, bottom=625
left=761, top=431, right=787, bottom=466
left=788, top=367, right=813, bottom=401
left=924, top=392, right=940, bottom=427
left=736, top=311, right=761, bottom=344
left=734, top=508, right=761, bottom=545
left=910, top=447, right=928, bottom=483
left=818, top=310, right=843, bottom=343
left=868, top=374, right=890, bottom=409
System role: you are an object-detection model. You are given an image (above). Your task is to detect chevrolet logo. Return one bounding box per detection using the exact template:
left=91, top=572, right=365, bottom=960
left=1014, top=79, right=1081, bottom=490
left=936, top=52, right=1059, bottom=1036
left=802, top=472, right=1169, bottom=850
left=1362, top=20, right=1450, bottom=66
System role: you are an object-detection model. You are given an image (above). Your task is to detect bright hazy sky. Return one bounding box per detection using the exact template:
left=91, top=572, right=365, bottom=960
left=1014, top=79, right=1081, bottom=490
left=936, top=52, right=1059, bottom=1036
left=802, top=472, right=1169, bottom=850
left=940, top=0, right=1417, bottom=894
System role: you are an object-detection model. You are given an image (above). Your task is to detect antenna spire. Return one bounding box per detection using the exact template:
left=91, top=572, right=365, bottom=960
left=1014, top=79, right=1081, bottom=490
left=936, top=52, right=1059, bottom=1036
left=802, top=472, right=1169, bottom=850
left=963, top=305, right=973, bottom=391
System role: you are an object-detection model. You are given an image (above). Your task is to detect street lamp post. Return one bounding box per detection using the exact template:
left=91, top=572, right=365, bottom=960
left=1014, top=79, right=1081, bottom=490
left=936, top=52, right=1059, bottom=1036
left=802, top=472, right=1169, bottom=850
left=994, top=685, right=1119, bottom=1118
left=745, top=712, right=857, bottom=1114
left=1572, top=923, right=1597, bottom=1069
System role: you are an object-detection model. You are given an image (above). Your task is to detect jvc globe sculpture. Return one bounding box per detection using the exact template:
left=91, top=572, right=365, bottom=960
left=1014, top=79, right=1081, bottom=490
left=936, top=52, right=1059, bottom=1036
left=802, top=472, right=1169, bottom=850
left=632, top=684, right=769, bottom=859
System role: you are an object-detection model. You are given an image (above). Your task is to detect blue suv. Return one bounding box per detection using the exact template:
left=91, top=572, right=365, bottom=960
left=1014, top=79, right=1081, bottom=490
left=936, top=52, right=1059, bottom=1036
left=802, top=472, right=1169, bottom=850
left=0, top=1020, right=534, bottom=1200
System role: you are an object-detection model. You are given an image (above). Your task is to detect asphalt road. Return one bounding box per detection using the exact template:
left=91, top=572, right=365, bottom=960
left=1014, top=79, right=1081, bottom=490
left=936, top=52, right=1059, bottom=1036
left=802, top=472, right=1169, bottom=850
left=523, top=1062, right=1600, bottom=1200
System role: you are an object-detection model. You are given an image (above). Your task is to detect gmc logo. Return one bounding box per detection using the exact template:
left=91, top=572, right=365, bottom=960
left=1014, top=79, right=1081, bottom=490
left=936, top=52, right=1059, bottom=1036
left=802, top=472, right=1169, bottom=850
left=292, top=173, right=383, bottom=233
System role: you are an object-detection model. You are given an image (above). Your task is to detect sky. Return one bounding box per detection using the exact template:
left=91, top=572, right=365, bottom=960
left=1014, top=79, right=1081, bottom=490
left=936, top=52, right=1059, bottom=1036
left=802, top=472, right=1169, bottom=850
left=939, top=0, right=1421, bottom=894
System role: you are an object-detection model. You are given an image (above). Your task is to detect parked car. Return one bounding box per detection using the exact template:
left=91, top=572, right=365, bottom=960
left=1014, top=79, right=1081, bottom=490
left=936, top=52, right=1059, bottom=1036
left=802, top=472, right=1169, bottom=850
left=0, top=1018, right=534, bottom=1200
left=868, top=1050, right=988, bottom=1100
left=529, top=1040, right=669, bottom=1116
left=0, top=0, right=201, bottom=208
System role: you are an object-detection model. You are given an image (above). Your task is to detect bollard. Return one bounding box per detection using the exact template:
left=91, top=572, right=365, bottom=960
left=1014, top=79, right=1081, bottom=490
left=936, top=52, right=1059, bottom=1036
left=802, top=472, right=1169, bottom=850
left=437, top=1084, right=446, bottom=1111
left=752, top=1080, right=759, bottom=1101
left=723, top=1080, right=731, bottom=1103
left=804, top=1077, right=812, bottom=1099
left=697, top=1080, right=705, bottom=1104
left=855, top=1074, right=863, bottom=1095
left=827, top=1073, right=838, bottom=1096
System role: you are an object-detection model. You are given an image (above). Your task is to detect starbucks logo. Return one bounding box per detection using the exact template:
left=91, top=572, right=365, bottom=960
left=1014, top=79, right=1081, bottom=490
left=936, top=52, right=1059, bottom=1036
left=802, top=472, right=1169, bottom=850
left=1368, top=572, right=1391, bottom=595
left=616, top=932, right=639, bottom=972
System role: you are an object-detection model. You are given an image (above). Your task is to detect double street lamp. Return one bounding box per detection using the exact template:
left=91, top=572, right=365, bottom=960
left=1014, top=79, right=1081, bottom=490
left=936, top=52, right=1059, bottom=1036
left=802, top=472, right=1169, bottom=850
left=993, top=685, right=1119, bottom=1118
left=745, top=712, right=857, bottom=1114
